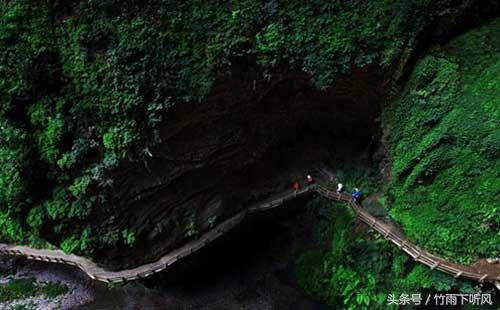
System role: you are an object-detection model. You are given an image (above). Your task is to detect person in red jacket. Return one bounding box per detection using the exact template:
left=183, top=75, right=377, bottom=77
left=293, top=180, right=301, bottom=193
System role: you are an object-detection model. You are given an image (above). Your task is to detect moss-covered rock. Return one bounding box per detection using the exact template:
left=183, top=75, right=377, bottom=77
left=387, top=18, right=500, bottom=264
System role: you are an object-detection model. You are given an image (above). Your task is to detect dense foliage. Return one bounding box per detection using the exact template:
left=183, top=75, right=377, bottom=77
left=0, top=0, right=498, bottom=308
left=293, top=18, right=499, bottom=308
left=387, top=18, right=500, bottom=263
left=293, top=198, right=478, bottom=309
left=0, top=278, right=67, bottom=303
left=0, top=0, right=478, bottom=254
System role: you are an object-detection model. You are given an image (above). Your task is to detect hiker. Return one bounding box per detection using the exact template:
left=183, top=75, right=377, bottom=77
left=352, top=188, right=362, bottom=202
left=306, top=175, right=314, bottom=186
left=337, top=183, right=344, bottom=193
left=293, top=180, right=301, bottom=193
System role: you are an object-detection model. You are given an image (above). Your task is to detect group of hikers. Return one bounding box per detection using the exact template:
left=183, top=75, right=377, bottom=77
left=292, top=175, right=315, bottom=191
left=292, top=175, right=362, bottom=202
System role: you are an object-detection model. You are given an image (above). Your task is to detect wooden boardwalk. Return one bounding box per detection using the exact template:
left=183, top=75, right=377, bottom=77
left=0, top=185, right=499, bottom=289
left=316, top=186, right=500, bottom=287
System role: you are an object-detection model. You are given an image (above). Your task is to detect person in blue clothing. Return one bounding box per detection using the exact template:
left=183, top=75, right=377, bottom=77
left=352, top=188, right=362, bottom=201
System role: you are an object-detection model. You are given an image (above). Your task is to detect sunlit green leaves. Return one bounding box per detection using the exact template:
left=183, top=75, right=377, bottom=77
left=387, top=18, right=500, bottom=263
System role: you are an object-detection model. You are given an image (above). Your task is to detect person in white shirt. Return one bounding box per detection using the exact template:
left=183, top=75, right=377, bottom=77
left=337, top=183, right=344, bottom=193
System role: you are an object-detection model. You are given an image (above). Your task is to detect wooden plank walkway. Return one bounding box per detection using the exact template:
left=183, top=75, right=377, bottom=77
left=0, top=184, right=499, bottom=289
left=316, top=186, right=500, bottom=287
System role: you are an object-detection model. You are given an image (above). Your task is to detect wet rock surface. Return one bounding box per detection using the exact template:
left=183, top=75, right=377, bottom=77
left=0, top=256, right=93, bottom=309
left=98, top=72, right=383, bottom=268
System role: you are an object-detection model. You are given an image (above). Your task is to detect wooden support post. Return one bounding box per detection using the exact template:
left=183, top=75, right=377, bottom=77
left=430, top=262, right=439, bottom=270
left=413, top=252, right=421, bottom=260
left=454, top=271, right=463, bottom=278
left=479, top=274, right=488, bottom=282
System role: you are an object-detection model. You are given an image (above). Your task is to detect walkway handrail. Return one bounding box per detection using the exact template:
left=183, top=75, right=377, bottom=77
left=316, top=185, right=500, bottom=286
left=0, top=184, right=499, bottom=290
left=0, top=187, right=317, bottom=284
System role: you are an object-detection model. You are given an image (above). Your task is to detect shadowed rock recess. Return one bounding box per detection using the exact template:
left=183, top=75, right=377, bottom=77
left=102, top=71, right=383, bottom=268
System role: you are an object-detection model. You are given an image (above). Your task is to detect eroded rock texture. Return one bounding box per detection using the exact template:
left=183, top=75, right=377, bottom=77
left=97, top=69, right=383, bottom=268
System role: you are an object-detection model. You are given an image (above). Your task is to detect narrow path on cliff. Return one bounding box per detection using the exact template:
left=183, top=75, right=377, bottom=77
left=1, top=185, right=499, bottom=290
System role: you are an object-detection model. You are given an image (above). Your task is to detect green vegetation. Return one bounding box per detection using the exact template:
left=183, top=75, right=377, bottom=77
left=293, top=198, right=478, bottom=309
left=121, top=229, right=136, bottom=246
left=6, top=305, right=36, bottom=310
left=106, top=282, right=123, bottom=290
left=38, top=282, right=68, bottom=299
left=0, top=279, right=37, bottom=303
left=0, top=1, right=498, bottom=307
left=387, top=18, right=500, bottom=263
left=293, top=19, right=500, bottom=307
left=0, top=278, right=67, bottom=303
left=0, top=0, right=481, bottom=254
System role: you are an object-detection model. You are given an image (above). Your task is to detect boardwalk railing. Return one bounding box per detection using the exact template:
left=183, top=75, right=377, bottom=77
left=0, top=187, right=315, bottom=284
left=316, top=186, right=500, bottom=286
left=0, top=184, right=499, bottom=289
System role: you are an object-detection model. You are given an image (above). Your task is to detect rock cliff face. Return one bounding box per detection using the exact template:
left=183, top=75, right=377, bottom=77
left=97, top=69, right=384, bottom=268
left=2, top=1, right=497, bottom=272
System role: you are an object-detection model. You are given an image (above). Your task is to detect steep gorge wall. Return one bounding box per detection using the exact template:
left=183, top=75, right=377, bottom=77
left=98, top=70, right=383, bottom=268
left=0, top=0, right=498, bottom=270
